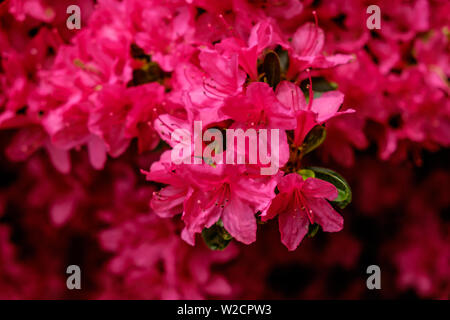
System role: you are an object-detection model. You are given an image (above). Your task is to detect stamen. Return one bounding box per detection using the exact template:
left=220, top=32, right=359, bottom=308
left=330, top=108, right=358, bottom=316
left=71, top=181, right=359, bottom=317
left=301, top=11, right=320, bottom=57
left=203, top=184, right=230, bottom=210
left=312, top=10, right=319, bottom=28
left=202, top=80, right=228, bottom=100
left=291, top=89, right=300, bottom=112
left=306, top=68, right=314, bottom=111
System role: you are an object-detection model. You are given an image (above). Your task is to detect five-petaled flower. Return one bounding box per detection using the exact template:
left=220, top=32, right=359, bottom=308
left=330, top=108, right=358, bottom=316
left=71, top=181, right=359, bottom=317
left=262, top=173, right=343, bottom=251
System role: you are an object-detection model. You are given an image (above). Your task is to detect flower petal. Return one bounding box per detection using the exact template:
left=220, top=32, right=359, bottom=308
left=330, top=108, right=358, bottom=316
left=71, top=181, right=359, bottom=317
left=311, top=91, right=345, bottom=123
left=263, top=192, right=290, bottom=221
left=302, top=178, right=338, bottom=201
left=279, top=210, right=309, bottom=251
left=292, top=23, right=324, bottom=57
left=307, top=198, right=343, bottom=232
left=222, top=198, right=256, bottom=244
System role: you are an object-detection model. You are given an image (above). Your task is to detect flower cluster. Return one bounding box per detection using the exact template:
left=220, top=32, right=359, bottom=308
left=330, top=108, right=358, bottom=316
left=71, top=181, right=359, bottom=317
left=316, top=0, right=450, bottom=165
left=1, top=0, right=356, bottom=251
left=0, top=0, right=449, bottom=299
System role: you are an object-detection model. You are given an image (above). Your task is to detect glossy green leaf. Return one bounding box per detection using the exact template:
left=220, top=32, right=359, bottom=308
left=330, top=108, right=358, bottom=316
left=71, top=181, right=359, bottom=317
left=300, top=76, right=338, bottom=93
left=300, top=125, right=327, bottom=156
left=298, top=169, right=315, bottom=180
left=202, top=220, right=232, bottom=250
left=307, top=223, right=320, bottom=238
left=306, top=166, right=352, bottom=209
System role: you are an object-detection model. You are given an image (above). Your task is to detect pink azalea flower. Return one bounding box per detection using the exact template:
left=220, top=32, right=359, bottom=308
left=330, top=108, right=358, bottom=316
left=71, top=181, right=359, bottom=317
left=215, top=19, right=288, bottom=81
left=134, top=2, right=196, bottom=72
left=99, top=213, right=238, bottom=299
left=171, top=64, right=227, bottom=125
left=287, top=21, right=354, bottom=79
left=414, top=31, right=450, bottom=94
left=276, top=80, right=353, bottom=145
left=377, top=68, right=450, bottom=160
left=380, top=0, right=430, bottom=42
left=262, top=173, right=342, bottom=251
left=4, top=125, right=71, bottom=173
left=313, top=1, right=369, bottom=54
left=89, top=83, right=165, bottom=158
left=199, top=49, right=247, bottom=101
left=7, top=0, right=55, bottom=22
left=222, top=81, right=296, bottom=130
left=144, top=151, right=191, bottom=218
left=144, top=158, right=280, bottom=245
left=42, top=102, right=91, bottom=150
left=180, top=164, right=280, bottom=245
left=0, top=27, right=62, bottom=127
left=172, top=50, right=246, bottom=126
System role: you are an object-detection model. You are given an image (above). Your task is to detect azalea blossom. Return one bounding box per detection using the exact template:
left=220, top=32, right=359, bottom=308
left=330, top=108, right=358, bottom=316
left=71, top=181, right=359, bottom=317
left=144, top=158, right=280, bottom=245
left=276, top=80, right=353, bottom=146
left=262, top=173, right=343, bottom=251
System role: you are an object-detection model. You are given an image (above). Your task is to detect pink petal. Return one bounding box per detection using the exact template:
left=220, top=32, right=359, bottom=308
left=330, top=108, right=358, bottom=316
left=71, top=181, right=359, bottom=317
left=50, top=196, right=75, bottom=227
left=302, top=178, right=338, bottom=201
left=151, top=186, right=186, bottom=218
left=199, top=50, right=246, bottom=95
left=263, top=192, right=290, bottom=221
left=311, top=54, right=355, bottom=69
left=294, top=110, right=317, bottom=145
left=277, top=173, right=303, bottom=193
left=276, top=81, right=307, bottom=112
left=307, top=198, right=343, bottom=232
left=246, top=82, right=296, bottom=129
left=239, top=46, right=259, bottom=81
left=311, top=91, right=345, bottom=123
left=6, top=126, right=46, bottom=161
left=88, top=134, right=107, bottom=170
left=279, top=210, right=309, bottom=251
left=222, top=198, right=256, bottom=244
left=292, top=23, right=324, bottom=57
left=46, top=142, right=71, bottom=174
left=182, top=189, right=223, bottom=243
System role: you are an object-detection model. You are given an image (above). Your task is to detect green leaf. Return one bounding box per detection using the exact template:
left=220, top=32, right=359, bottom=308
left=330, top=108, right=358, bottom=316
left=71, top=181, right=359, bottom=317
left=300, top=125, right=327, bottom=156
left=202, top=220, right=232, bottom=250
left=262, top=51, right=281, bottom=89
left=300, top=76, right=338, bottom=93
left=307, top=223, right=320, bottom=238
left=298, top=169, right=315, bottom=180
left=306, top=167, right=352, bottom=209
